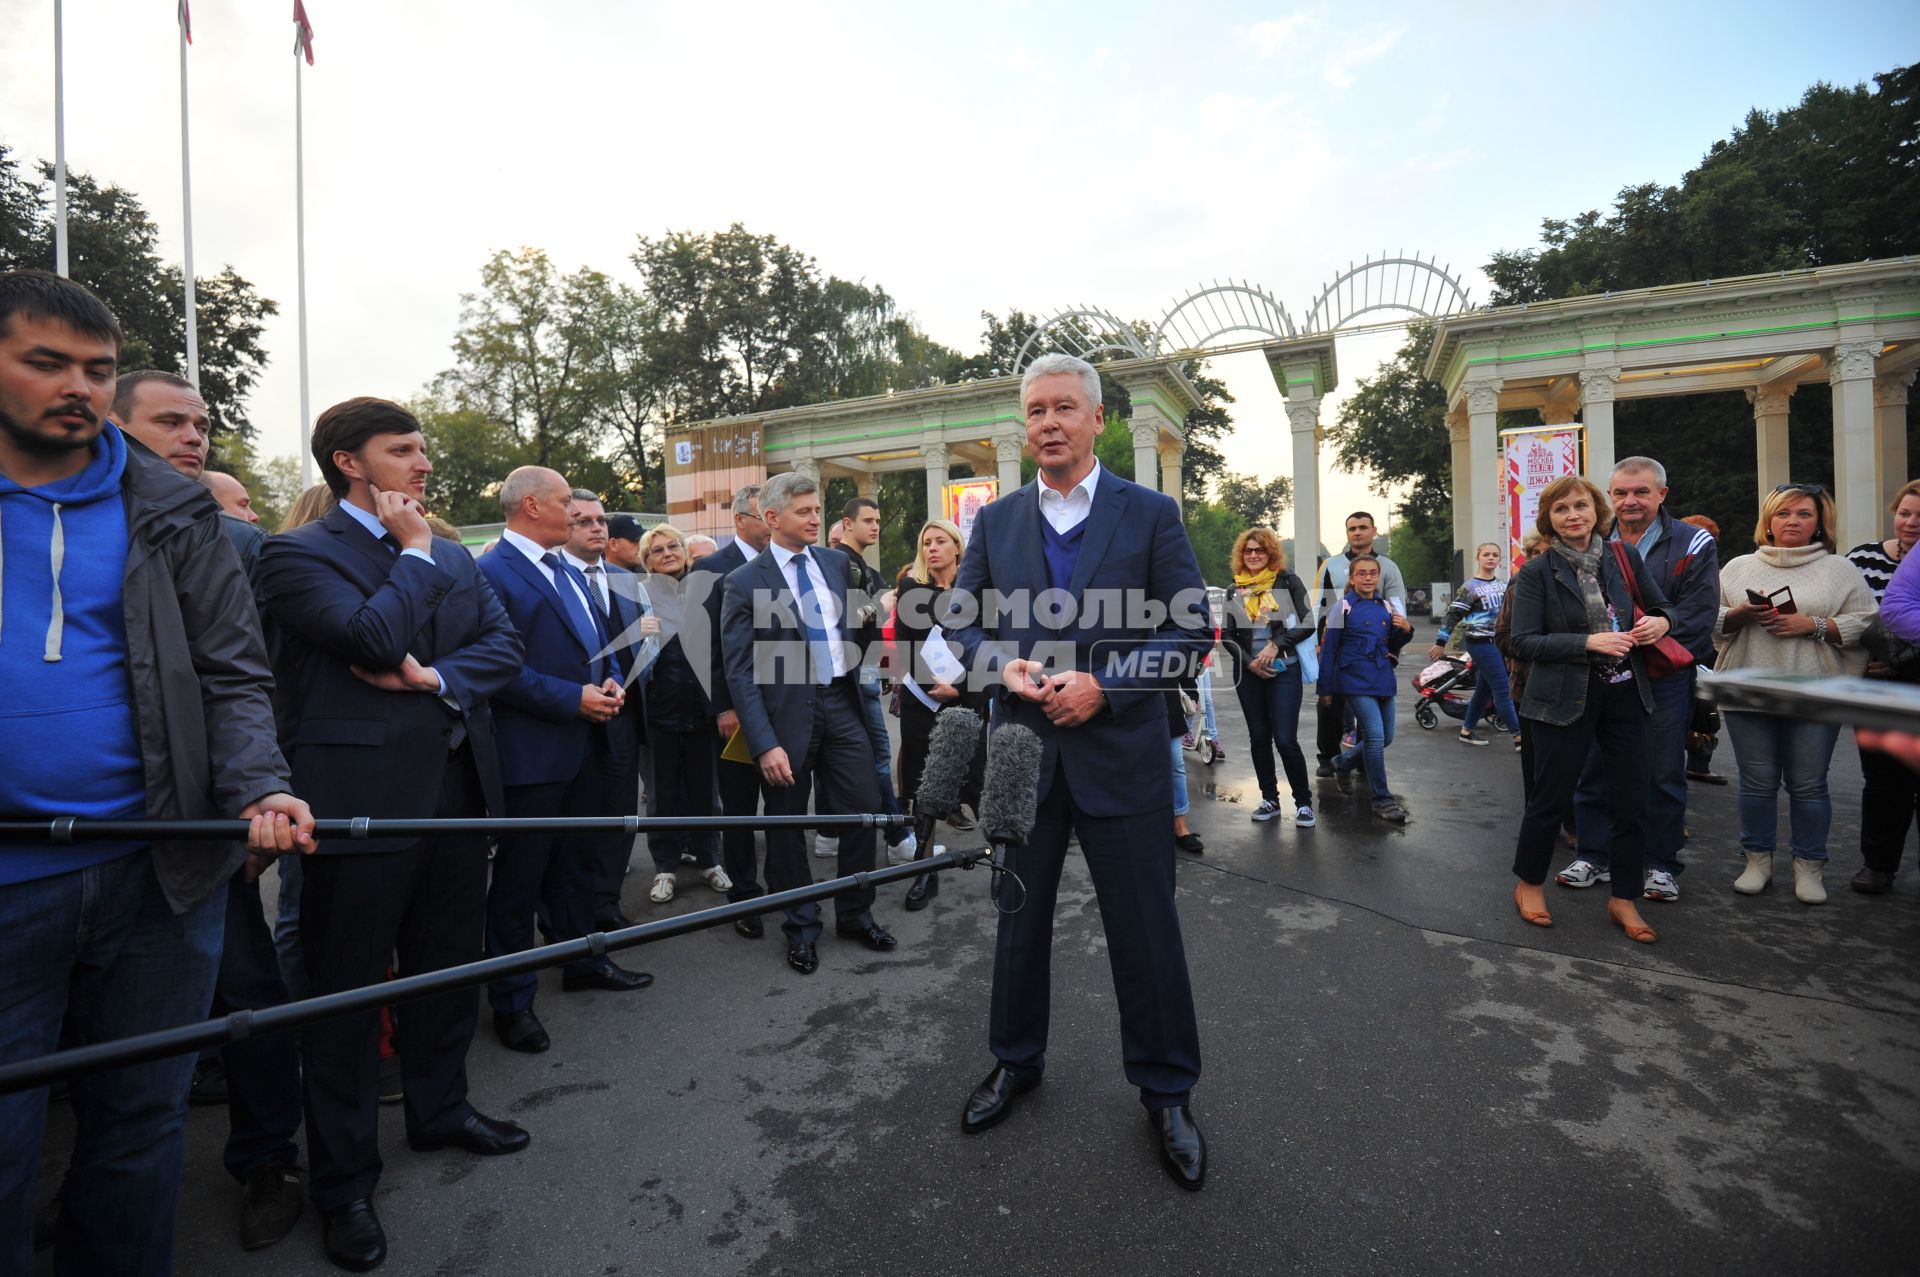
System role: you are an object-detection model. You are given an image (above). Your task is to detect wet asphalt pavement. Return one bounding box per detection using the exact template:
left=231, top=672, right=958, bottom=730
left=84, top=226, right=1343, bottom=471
left=37, top=676, right=1920, bottom=1275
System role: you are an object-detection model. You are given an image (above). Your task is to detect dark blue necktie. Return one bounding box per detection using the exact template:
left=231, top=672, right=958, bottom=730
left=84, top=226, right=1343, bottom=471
left=543, top=553, right=623, bottom=684
left=788, top=550, right=835, bottom=686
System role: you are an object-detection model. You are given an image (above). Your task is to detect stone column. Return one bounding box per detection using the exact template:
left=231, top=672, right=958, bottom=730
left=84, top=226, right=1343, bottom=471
left=1540, top=402, right=1578, bottom=426
left=1746, top=385, right=1793, bottom=499
left=1158, top=441, right=1185, bottom=518
left=1285, top=397, right=1322, bottom=579
left=1578, top=366, right=1621, bottom=480
left=1465, top=380, right=1505, bottom=562
left=1875, top=371, right=1915, bottom=513
left=1829, top=341, right=1880, bottom=551
left=1131, top=421, right=1159, bottom=492
left=922, top=443, right=949, bottom=523
left=1447, top=406, right=1473, bottom=579
left=993, top=429, right=1024, bottom=498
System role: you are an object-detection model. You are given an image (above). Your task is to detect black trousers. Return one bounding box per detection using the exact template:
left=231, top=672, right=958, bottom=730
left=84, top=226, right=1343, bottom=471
left=214, top=870, right=303, bottom=1183
left=647, top=726, right=718, bottom=872
left=1513, top=673, right=1651, bottom=901
left=488, top=732, right=608, bottom=1013
left=299, top=750, right=488, bottom=1210
left=1860, top=739, right=1920, bottom=875
left=990, top=756, right=1201, bottom=1108
left=718, top=747, right=765, bottom=902
left=760, top=678, right=879, bottom=945
left=588, top=714, right=641, bottom=915
left=1315, top=691, right=1346, bottom=764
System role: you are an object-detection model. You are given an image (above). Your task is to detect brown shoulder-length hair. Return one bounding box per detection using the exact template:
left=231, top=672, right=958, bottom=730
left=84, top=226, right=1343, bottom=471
left=1230, top=527, right=1286, bottom=576
left=1754, top=484, right=1838, bottom=552
left=1534, top=475, right=1613, bottom=542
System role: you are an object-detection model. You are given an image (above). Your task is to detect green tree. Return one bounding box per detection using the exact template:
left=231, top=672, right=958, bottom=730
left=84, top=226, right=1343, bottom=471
left=1181, top=500, right=1241, bottom=586
left=0, top=145, right=278, bottom=459
left=1215, top=473, right=1294, bottom=531
left=413, top=401, right=532, bottom=526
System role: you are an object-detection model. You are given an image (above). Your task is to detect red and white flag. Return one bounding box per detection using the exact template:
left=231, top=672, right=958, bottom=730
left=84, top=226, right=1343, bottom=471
left=293, top=1, right=315, bottom=65
left=177, top=0, right=191, bottom=43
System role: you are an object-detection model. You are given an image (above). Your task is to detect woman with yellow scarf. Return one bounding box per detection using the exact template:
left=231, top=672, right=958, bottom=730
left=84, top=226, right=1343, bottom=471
left=1221, top=528, right=1318, bottom=826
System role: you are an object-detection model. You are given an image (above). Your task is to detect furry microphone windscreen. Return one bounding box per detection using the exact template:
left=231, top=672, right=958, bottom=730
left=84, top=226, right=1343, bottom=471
left=914, top=707, right=982, bottom=821
left=978, top=723, right=1043, bottom=846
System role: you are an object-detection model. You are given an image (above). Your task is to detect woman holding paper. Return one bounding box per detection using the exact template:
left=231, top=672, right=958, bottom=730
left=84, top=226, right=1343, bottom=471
left=1715, top=483, right=1875, bottom=904
left=1221, top=528, right=1318, bottom=828
left=891, top=518, right=984, bottom=908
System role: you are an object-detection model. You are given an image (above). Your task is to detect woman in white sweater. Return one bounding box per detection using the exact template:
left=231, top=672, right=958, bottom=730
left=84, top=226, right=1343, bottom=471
left=1716, top=483, right=1876, bottom=904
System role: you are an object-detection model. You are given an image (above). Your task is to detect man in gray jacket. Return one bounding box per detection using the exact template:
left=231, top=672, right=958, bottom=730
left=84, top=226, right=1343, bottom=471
left=0, top=270, right=313, bottom=1277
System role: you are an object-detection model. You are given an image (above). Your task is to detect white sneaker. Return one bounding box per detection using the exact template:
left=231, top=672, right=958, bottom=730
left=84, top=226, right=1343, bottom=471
left=1294, top=806, right=1316, bottom=828
left=813, top=834, right=840, bottom=860
left=887, top=832, right=918, bottom=866
left=1793, top=857, right=1827, bottom=905
left=1643, top=869, right=1679, bottom=901
left=648, top=872, right=676, bottom=903
left=1555, top=859, right=1610, bottom=888
left=702, top=865, right=733, bottom=894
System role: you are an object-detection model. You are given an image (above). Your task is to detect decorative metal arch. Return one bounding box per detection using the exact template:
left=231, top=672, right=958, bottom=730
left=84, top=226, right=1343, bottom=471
left=1012, top=306, right=1150, bottom=372
left=1152, top=281, right=1297, bottom=352
left=1300, top=254, right=1472, bottom=333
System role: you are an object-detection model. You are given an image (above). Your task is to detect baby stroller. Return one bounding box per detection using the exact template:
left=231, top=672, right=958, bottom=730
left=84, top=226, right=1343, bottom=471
left=1412, top=655, right=1475, bottom=730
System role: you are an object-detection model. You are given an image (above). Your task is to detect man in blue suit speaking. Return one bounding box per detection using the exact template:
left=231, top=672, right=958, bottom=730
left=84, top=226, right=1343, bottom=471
left=942, top=353, right=1213, bottom=1190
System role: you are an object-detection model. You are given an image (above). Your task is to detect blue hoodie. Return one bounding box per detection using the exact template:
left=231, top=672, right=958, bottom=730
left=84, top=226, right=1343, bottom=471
left=0, top=423, right=146, bottom=883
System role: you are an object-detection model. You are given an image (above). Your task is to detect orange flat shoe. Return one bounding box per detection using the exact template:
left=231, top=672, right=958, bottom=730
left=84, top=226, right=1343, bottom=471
left=1514, top=881, right=1552, bottom=927
left=1608, top=899, right=1657, bottom=943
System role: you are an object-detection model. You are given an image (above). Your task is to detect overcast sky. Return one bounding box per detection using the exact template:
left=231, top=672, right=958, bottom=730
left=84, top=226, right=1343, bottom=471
left=1, top=0, right=1909, bottom=551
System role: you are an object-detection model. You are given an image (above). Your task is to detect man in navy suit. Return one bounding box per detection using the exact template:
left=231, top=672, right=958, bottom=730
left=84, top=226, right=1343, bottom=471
left=258, top=397, right=531, bottom=1269
left=719, top=472, right=897, bottom=974
left=562, top=490, right=666, bottom=929
left=942, top=353, right=1213, bottom=1190
left=477, top=467, right=652, bottom=1057
left=686, top=485, right=773, bottom=937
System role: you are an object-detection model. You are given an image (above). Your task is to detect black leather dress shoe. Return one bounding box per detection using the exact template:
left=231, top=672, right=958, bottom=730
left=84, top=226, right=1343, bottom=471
left=734, top=914, right=764, bottom=939
left=493, top=1009, right=550, bottom=1054
left=837, top=922, right=897, bottom=951
left=960, top=1064, right=1040, bottom=1134
left=322, top=1197, right=386, bottom=1272
left=1151, top=1105, right=1206, bottom=1190
left=786, top=942, right=818, bottom=974
left=561, top=961, right=654, bottom=993
left=593, top=907, right=635, bottom=931
left=904, top=872, right=939, bottom=911
left=408, top=1110, right=531, bottom=1156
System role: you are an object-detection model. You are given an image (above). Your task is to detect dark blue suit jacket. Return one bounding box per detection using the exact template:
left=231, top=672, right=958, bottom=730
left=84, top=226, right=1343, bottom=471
left=943, top=469, right=1211, bottom=818
left=719, top=544, right=859, bottom=761
left=258, top=505, right=522, bottom=852
left=479, top=541, right=620, bottom=788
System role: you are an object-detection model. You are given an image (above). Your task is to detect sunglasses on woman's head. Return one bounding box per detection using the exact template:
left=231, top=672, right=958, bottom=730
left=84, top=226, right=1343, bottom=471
left=1772, top=483, right=1827, bottom=497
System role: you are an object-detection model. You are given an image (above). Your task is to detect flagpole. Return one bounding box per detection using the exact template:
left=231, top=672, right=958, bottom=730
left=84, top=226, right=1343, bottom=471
left=53, top=0, right=68, bottom=276
left=178, top=11, right=199, bottom=388
left=295, top=48, right=313, bottom=486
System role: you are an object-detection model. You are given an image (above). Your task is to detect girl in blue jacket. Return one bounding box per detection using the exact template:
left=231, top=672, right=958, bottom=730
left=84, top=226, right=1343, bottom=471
left=1318, top=555, right=1415, bottom=823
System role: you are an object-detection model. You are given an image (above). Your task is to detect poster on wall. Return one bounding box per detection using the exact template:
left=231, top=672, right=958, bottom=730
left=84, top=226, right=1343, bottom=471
left=943, top=478, right=998, bottom=543
left=663, top=421, right=765, bottom=538
left=1501, top=425, right=1584, bottom=566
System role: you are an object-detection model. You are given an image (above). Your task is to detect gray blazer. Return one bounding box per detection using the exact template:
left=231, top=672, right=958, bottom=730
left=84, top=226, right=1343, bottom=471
left=1508, top=545, right=1671, bottom=726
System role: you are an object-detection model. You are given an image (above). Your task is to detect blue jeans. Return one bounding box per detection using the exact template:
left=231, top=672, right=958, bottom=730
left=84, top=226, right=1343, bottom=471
left=1197, top=668, right=1219, bottom=740
left=1335, top=694, right=1396, bottom=805
left=1170, top=735, right=1190, bottom=818
left=1573, top=666, right=1694, bottom=874
left=1236, top=661, right=1311, bottom=806
left=0, top=850, right=225, bottom=1276
left=1462, top=639, right=1519, bottom=735
left=1723, top=710, right=1843, bottom=861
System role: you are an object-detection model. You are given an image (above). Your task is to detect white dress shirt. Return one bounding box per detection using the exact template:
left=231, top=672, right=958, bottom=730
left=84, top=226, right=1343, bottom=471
left=1038, top=458, right=1101, bottom=534
left=768, top=541, right=851, bottom=678
left=501, top=527, right=601, bottom=641
left=340, top=498, right=435, bottom=565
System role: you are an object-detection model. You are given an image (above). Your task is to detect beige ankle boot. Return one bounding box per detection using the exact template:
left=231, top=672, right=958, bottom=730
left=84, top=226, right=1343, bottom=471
left=1793, top=858, right=1827, bottom=905
left=1733, top=852, right=1773, bottom=895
